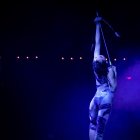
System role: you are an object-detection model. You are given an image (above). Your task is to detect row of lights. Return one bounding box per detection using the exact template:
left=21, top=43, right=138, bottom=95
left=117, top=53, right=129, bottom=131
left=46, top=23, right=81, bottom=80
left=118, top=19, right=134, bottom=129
left=61, top=57, right=126, bottom=61
left=16, top=56, right=39, bottom=59
left=16, top=56, right=82, bottom=60
left=0, top=56, right=127, bottom=61
left=112, top=58, right=126, bottom=61
left=61, top=57, right=83, bottom=60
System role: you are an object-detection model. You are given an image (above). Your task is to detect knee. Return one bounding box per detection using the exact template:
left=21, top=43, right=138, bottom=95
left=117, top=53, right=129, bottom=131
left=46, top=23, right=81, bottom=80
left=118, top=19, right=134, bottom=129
left=89, top=111, right=97, bottom=126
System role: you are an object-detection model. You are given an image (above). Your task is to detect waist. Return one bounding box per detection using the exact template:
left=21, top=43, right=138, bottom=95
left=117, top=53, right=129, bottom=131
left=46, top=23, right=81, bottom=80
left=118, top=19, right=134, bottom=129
left=95, top=86, right=115, bottom=97
left=95, top=89, right=113, bottom=97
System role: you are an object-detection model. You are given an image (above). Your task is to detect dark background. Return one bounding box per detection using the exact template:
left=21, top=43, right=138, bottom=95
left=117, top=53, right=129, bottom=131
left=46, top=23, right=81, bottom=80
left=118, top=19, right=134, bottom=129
left=1, top=0, right=140, bottom=140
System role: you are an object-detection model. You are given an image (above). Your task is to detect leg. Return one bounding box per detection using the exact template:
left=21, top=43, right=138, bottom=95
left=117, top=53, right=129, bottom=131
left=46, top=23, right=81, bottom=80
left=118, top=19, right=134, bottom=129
left=95, top=103, right=112, bottom=140
left=89, top=97, right=98, bottom=140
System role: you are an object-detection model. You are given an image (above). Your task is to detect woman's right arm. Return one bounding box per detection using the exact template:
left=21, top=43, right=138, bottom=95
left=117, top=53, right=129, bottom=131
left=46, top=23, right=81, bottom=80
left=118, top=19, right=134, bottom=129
left=107, top=66, right=117, bottom=92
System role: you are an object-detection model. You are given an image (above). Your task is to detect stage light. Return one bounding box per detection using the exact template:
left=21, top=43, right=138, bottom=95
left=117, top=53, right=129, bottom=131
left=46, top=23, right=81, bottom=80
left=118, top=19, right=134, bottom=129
left=35, top=56, right=38, bottom=59
left=70, top=57, right=74, bottom=60
left=80, top=57, right=83, bottom=60
left=17, top=56, right=20, bottom=59
left=61, top=57, right=64, bottom=60
left=106, top=58, right=108, bottom=61
left=114, top=58, right=117, bottom=61
left=26, top=56, right=29, bottom=59
left=123, top=58, right=126, bottom=61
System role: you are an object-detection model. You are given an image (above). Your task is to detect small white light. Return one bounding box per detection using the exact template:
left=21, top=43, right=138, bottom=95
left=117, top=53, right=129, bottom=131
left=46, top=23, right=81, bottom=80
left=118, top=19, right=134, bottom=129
left=70, top=57, right=74, bottom=60
left=114, top=58, right=117, bottom=61
left=80, top=57, right=83, bottom=60
left=106, top=58, right=108, bottom=61
left=17, top=56, right=20, bottom=59
left=123, top=58, right=126, bottom=61
left=26, top=56, right=29, bottom=59
left=35, top=56, right=38, bottom=59
left=61, top=57, right=64, bottom=60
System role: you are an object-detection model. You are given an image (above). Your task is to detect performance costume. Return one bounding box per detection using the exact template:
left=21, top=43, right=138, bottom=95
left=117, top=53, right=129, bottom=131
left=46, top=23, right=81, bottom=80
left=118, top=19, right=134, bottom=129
left=89, top=62, right=114, bottom=139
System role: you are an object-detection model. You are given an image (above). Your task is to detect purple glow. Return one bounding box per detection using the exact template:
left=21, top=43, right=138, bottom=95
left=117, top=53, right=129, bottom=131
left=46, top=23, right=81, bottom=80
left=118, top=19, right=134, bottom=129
left=126, top=76, right=132, bottom=80
left=114, top=61, right=140, bottom=111
left=17, top=56, right=20, bottom=59
left=35, top=56, right=38, bottom=59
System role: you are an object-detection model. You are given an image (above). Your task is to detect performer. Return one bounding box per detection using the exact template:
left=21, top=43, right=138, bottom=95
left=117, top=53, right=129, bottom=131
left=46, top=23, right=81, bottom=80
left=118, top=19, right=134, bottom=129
left=89, top=17, right=117, bottom=140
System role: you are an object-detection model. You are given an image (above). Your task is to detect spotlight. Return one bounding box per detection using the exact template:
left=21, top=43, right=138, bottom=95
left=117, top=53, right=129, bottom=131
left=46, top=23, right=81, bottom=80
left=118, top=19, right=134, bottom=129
left=106, top=58, right=108, bottom=61
left=114, top=58, right=117, bottom=61
left=123, top=58, right=126, bottom=61
left=80, top=57, right=83, bottom=60
left=17, top=56, right=20, bottom=59
left=26, top=56, right=29, bottom=59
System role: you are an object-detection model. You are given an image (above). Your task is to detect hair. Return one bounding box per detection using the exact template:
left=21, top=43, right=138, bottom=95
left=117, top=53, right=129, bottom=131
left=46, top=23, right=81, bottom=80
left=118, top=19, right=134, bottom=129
left=92, top=60, right=108, bottom=84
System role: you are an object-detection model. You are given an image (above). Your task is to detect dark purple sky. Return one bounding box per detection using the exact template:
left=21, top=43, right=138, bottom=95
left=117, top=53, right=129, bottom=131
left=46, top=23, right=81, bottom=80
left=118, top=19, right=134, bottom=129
left=0, top=0, right=140, bottom=59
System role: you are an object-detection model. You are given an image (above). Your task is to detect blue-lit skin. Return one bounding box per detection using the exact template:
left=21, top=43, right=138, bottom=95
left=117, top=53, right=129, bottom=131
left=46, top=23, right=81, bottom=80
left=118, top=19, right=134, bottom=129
left=89, top=17, right=117, bottom=140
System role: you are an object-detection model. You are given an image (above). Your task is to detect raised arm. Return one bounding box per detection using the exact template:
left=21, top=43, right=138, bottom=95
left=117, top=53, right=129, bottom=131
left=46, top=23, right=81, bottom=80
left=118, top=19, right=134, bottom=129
left=94, top=17, right=102, bottom=60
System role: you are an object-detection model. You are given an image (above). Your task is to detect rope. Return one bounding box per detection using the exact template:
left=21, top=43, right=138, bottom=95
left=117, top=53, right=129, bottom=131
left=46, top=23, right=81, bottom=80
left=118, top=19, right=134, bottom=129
left=99, top=23, right=112, bottom=66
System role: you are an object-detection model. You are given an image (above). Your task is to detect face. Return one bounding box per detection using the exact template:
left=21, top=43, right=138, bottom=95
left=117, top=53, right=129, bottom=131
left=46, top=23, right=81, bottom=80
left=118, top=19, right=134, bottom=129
left=94, top=55, right=106, bottom=63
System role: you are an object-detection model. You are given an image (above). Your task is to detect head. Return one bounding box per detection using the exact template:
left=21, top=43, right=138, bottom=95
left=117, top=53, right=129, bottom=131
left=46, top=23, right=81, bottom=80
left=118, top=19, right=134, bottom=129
left=94, top=55, right=106, bottom=63
left=93, top=55, right=108, bottom=77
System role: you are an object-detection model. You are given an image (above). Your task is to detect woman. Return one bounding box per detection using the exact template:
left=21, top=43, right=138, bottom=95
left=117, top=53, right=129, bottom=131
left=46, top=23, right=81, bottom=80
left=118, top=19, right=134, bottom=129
left=89, top=17, right=117, bottom=140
